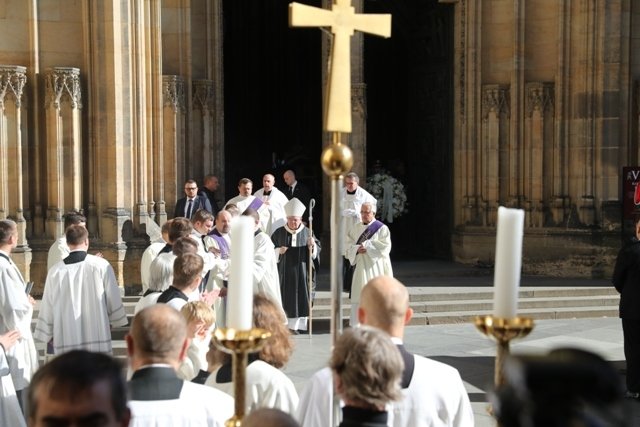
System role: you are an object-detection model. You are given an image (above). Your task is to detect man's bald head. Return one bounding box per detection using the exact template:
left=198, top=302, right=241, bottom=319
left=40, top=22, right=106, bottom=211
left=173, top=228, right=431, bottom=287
left=359, top=276, right=412, bottom=336
left=127, top=305, right=188, bottom=368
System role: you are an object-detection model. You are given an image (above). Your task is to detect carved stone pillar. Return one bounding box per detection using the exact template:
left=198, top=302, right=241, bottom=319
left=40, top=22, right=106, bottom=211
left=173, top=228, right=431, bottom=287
left=481, top=84, right=509, bottom=226
left=0, top=65, right=31, bottom=277
left=524, top=82, right=554, bottom=227
left=163, top=75, right=186, bottom=217
left=44, top=67, right=82, bottom=239
left=192, top=80, right=217, bottom=182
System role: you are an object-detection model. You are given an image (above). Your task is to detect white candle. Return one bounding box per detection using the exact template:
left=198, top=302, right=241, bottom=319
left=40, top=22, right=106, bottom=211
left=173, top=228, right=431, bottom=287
left=492, top=206, right=525, bottom=319
left=227, top=216, right=255, bottom=330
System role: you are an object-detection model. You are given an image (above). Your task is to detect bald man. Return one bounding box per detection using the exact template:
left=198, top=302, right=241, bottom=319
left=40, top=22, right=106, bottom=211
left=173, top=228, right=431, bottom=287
left=295, top=276, right=474, bottom=427
left=253, top=173, right=289, bottom=235
left=126, top=304, right=233, bottom=426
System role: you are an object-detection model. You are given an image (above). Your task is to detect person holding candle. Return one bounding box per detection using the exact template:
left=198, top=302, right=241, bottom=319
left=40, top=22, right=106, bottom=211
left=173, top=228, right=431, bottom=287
left=612, top=214, right=640, bottom=400
left=345, top=201, right=393, bottom=326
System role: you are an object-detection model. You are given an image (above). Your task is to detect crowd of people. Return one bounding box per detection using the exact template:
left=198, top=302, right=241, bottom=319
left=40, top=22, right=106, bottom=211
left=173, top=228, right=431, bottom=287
left=3, top=168, right=630, bottom=426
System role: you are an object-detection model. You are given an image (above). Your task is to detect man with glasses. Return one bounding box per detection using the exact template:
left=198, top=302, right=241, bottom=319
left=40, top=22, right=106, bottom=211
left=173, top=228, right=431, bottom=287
left=174, top=179, right=213, bottom=220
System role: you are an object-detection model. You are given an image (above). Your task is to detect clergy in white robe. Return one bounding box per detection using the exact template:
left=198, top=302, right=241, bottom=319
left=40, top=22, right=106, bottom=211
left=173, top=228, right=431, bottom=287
left=204, top=210, right=233, bottom=326
left=271, top=198, right=320, bottom=331
left=0, top=220, right=39, bottom=397
left=225, top=178, right=272, bottom=233
left=34, top=225, right=128, bottom=355
left=139, top=239, right=165, bottom=293
left=127, top=304, right=233, bottom=427
left=242, top=209, right=284, bottom=313
left=341, top=172, right=377, bottom=240
left=46, top=211, right=87, bottom=271
left=0, top=331, right=26, bottom=427
left=134, top=252, right=174, bottom=315
left=345, top=202, right=393, bottom=325
left=206, top=359, right=298, bottom=414
left=253, top=174, right=289, bottom=235
left=295, top=276, right=474, bottom=427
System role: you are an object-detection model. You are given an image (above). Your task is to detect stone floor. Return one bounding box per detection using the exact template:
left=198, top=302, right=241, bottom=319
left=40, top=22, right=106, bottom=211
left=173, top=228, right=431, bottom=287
left=284, top=316, right=638, bottom=426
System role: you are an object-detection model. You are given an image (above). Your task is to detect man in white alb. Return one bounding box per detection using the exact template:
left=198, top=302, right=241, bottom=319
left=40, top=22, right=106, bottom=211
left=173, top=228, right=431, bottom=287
left=204, top=210, right=233, bottom=326
left=35, top=225, right=128, bottom=355
left=296, top=276, right=474, bottom=427
left=46, top=211, right=86, bottom=271
left=253, top=173, right=289, bottom=235
left=225, top=178, right=271, bottom=233
left=0, top=219, right=39, bottom=408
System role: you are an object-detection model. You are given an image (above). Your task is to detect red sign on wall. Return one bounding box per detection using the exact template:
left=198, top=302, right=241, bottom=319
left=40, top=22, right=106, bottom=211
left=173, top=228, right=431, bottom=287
left=623, top=167, right=640, bottom=220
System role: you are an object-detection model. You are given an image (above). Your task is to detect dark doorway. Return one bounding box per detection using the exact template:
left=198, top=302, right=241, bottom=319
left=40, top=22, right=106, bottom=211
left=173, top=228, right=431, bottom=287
left=222, top=0, right=324, bottom=231
left=364, top=0, right=454, bottom=259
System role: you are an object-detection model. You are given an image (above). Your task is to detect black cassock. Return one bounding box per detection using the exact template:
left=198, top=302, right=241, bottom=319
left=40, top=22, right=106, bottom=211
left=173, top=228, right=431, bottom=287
left=271, top=226, right=321, bottom=319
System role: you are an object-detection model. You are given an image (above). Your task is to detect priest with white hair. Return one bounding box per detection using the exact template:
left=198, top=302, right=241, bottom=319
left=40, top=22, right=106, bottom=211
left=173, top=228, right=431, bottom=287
left=271, top=198, right=320, bottom=333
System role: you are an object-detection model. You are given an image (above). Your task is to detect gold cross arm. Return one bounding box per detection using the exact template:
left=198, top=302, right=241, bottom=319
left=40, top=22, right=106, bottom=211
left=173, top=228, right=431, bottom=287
left=289, top=2, right=391, bottom=133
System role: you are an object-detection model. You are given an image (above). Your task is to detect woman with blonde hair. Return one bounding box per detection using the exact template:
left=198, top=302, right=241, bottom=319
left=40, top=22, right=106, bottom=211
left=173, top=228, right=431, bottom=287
left=206, top=293, right=298, bottom=412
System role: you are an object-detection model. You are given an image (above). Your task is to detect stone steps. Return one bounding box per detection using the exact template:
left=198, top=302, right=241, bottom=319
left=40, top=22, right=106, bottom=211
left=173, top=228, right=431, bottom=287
left=31, top=285, right=619, bottom=358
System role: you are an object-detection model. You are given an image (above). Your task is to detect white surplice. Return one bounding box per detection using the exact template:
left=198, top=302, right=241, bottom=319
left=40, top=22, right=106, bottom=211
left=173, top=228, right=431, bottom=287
left=140, top=240, right=166, bottom=293
left=0, top=252, right=38, bottom=391
left=203, top=233, right=231, bottom=326
left=344, top=221, right=393, bottom=303
left=34, top=253, right=128, bottom=354
left=224, top=194, right=271, bottom=233
left=129, top=380, right=234, bottom=427
left=253, top=231, right=284, bottom=313
left=206, top=360, right=299, bottom=414
left=0, top=347, right=26, bottom=427
left=340, top=186, right=377, bottom=240
left=253, top=187, right=289, bottom=236
left=47, top=236, right=69, bottom=271
left=295, top=355, right=474, bottom=427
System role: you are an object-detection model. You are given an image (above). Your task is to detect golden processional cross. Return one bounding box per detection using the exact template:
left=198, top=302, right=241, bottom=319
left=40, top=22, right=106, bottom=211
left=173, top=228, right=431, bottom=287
left=289, top=0, right=391, bottom=133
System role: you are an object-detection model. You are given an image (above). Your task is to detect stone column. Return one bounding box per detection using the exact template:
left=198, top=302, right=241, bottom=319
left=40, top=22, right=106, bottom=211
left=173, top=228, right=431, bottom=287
left=0, top=65, right=31, bottom=277
left=524, top=82, right=554, bottom=227
left=192, top=80, right=215, bottom=182
left=481, top=84, right=509, bottom=226
left=44, top=67, right=82, bottom=239
left=162, top=75, right=186, bottom=217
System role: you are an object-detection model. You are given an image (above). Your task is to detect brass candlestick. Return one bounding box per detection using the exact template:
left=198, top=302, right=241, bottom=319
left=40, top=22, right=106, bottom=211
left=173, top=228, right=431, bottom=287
left=213, top=327, right=272, bottom=427
left=474, top=315, right=534, bottom=387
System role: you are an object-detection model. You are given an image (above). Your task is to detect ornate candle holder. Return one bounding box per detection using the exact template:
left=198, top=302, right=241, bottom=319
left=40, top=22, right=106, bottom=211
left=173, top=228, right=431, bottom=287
left=474, top=315, right=534, bottom=387
left=213, top=327, right=272, bottom=427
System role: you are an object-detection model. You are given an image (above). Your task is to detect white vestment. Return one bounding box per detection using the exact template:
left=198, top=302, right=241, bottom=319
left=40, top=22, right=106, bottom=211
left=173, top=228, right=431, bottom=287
left=177, top=332, right=211, bottom=381
left=340, top=186, right=377, bottom=240
left=345, top=222, right=393, bottom=303
left=0, top=252, right=38, bottom=391
left=253, top=232, right=284, bottom=313
left=134, top=292, right=162, bottom=314
left=203, top=233, right=231, bottom=326
left=224, top=195, right=271, bottom=233
left=47, top=236, right=69, bottom=271
left=34, top=253, right=128, bottom=354
left=253, top=187, right=289, bottom=235
left=206, top=360, right=299, bottom=414
left=295, top=355, right=474, bottom=427
left=140, top=240, right=166, bottom=293
left=0, top=347, right=26, bottom=427
left=129, top=380, right=234, bottom=427
left=191, top=230, right=216, bottom=276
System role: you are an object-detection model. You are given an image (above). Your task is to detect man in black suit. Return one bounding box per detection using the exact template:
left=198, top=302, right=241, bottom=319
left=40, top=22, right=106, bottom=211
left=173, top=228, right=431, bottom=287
left=613, top=214, right=640, bottom=400
left=126, top=304, right=233, bottom=424
left=283, top=169, right=312, bottom=222
left=174, top=179, right=212, bottom=219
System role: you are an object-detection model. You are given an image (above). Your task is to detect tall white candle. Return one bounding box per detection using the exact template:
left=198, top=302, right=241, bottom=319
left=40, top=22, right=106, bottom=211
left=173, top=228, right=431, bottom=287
left=227, top=216, right=254, bottom=330
left=492, top=206, right=525, bottom=319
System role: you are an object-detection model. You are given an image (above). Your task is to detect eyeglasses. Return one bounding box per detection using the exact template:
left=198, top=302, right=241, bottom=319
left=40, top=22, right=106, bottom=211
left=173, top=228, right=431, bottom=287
left=185, top=187, right=197, bottom=190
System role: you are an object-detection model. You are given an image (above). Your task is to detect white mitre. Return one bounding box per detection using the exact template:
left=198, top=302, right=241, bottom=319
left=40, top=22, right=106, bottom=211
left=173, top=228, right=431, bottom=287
left=284, top=197, right=306, bottom=218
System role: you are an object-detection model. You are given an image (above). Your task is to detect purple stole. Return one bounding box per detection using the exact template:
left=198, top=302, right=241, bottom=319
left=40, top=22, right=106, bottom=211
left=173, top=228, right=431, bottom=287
left=209, top=230, right=230, bottom=260
left=356, top=220, right=384, bottom=244
left=245, top=197, right=264, bottom=212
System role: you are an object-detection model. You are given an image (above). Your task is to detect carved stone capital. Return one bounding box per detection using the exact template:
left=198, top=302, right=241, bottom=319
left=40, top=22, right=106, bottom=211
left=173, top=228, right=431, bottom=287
left=163, top=75, right=185, bottom=112
left=481, top=84, right=509, bottom=119
left=0, top=65, right=27, bottom=109
left=525, top=82, right=554, bottom=117
left=45, top=67, right=82, bottom=110
left=351, top=83, right=367, bottom=118
left=192, top=79, right=214, bottom=112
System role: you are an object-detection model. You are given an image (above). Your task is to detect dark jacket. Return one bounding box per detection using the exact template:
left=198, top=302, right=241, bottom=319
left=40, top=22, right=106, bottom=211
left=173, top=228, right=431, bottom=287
left=174, top=194, right=212, bottom=219
left=612, top=237, right=640, bottom=319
